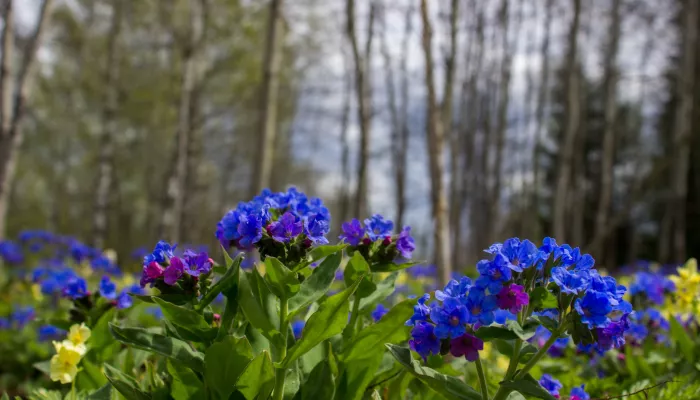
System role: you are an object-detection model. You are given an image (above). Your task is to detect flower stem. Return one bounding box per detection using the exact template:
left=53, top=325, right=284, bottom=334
left=474, top=357, right=489, bottom=400
left=272, top=296, right=289, bottom=400
left=346, top=295, right=361, bottom=338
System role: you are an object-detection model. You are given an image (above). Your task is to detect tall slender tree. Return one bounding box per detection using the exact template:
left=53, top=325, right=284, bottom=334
left=395, top=3, right=413, bottom=231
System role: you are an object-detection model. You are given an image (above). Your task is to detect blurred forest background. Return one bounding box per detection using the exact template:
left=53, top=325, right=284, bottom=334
left=0, top=0, right=698, bottom=283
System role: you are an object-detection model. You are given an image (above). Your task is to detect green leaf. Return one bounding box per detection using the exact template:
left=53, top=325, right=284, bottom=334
left=281, top=277, right=364, bottom=367
left=334, top=356, right=383, bottom=400
left=499, top=374, right=557, bottom=400
left=505, top=392, right=527, bottom=400
left=474, top=320, right=537, bottom=342
left=153, top=298, right=217, bottom=342
left=505, top=320, right=538, bottom=341
left=103, top=364, right=151, bottom=400
left=529, top=315, right=559, bottom=333
left=359, top=272, right=399, bottom=311
left=343, top=299, right=414, bottom=361
left=34, top=360, right=51, bottom=375
left=344, top=252, right=370, bottom=285
left=196, top=252, right=241, bottom=311
left=167, top=360, right=204, bottom=400
left=302, top=244, right=347, bottom=270
left=301, top=360, right=335, bottom=400
left=670, top=316, right=695, bottom=363
left=109, top=324, right=205, bottom=372
left=78, top=359, right=108, bottom=391
left=205, top=336, right=254, bottom=400
left=370, top=261, right=421, bottom=273
left=236, top=351, right=275, bottom=400
left=263, top=256, right=300, bottom=298
left=237, top=269, right=280, bottom=343
left=288, top=251, right=343, bottom=317
left=86, top=384, right=113, bottom=400
left=385, top=344, right=482, bottom=400
left=89, top=308, right=116, bottom=350
left=530, top=287, right=558, bottom=310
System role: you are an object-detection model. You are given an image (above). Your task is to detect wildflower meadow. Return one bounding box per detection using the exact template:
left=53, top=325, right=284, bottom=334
left=1, top=187, right=699, bottom=400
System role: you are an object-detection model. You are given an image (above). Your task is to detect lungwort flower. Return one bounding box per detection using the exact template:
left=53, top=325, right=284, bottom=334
left=450, top=333, right=484, bottom=361
left=409, top=321, right=441, bottom=360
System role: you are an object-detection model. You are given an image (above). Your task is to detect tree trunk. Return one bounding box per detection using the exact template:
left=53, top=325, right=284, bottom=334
left=249, top=0, right=284, bottom=197
left=420, top=0, right=452, bottom=286
left=0, top=0, right=53, bottom=240
left=553, top=0, right=581, bottom=241
left=92, top=0, right=123, bottom=249
left=592, top=0, right=621, bottom=258
left=670, top=0, right=698, bottom=262
left=338, top=52, right=352, bottom=227
left=395, top=3, right=413, bottom=231
left=160, top=0, right=203, bottom=243
left=491, top=0, right=511, bottom=242
left=346, top=0, right=374, bottom=219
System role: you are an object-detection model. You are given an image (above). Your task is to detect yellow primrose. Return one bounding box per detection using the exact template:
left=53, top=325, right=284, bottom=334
left=67, top=323, right=91, bottom=346
left=31, top=284, right=44, bottom=302
left=49, top=341, right=84, bottom=384
left=668, top=259, right=700, bottom=313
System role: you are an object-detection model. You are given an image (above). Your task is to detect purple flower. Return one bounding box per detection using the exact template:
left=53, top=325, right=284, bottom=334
left=99, top=276, right=117, bottom=300
left=339, top=219, right=365, bottom=246
left=406, top=294, right=431, bottom=326
left=140, top=261, right=165, bottom=287
left=596, top=314, right=630, bottom=351
left=409, top=321, right=441, bottom=360
left=450, top=333, right=483, bottom=361
left=304, top=213, right=330, bottom=244
left=430, top=297, right=470, bottom=339
left=570, top=385, right=590, bottom=400
left=396, top=226, right=416, bottom=259
left=574, top=290, right=613, bottom=328
left=183, top=250, right=212, bottom=277
left=364, top=214, right=394, bottom=241
left=475, top=254, right=512, bottom=293
left=237, top=213, right=263, bottom=248
left=551, top=267, right=588, bottom=294
left=496, top=284, right=529, bottom=314
left=164, top=257, right=185, bottom=285
left=268, top=212, right=303, bottom=243
left=372, top=304, right=388, bottom=322
left=539, top=374, right=562, bottom=397
left=464, top=288, right=498, bottom=326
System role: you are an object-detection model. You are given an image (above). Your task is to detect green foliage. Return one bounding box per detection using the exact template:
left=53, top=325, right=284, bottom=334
left=103, top=363, right=151, bottom=400
left=236, top=351, right=276, bottom=400
left=205, top=336, right=254, bottom=400
left=288, top=250, right=343, bottom=317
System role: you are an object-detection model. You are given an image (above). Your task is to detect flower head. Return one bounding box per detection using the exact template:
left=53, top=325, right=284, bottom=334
left=67, top=323, right=91, bottom=346
left=183, top=250, right=212, bottom=277
left=50, top=341, right=84, bottom=384
left=409, top=321, right=441, bottom=360
left=99, top=276, right=117, bottom=300
left=464, top=288, right=498, bottom=326
left=304, top=213, right=330, bottom=244
left=144, top=240, right=175, bottom=265
left=406, top=294, right=431, bottom=326
left=475, top=254, right=512, bottom=293
left=372, top=304, right=388, bottom=322
left=436, top=277, right=472, bottom=302
left=38, top=325, right=66, bottom=342
left=62, top=277, right=88, bottom=299
left=237, top=213, right=264, bottom=248
left=574, top=291, right=613, bottom=328
left=164, top=256, right=185, bottom=285
left=500, top=238, right=541, bottom=272
left=268, top=212, right=303, bottom=243
left=364, top=214, right=394, bottom=241
left=431, top=297, right=470, bottom=339
left=0, top=240, right=24, bottom=264
left=339, top=219, right=365, bottom=246
left=570, top=385, right=590, bottom=400
left=496, top=284, right=529, bottom=314
left=292, top=320, right=304, bottom=339
left=396, top=226, right=416, bottom=259
left=551, top=267, right=588, bottom=295
left=539, top=374, right=562, bottom=398
left=450, top=333, right=483, bottom=361
left=140, top=261, right=164, bottom=287
left=596, top=314, right=630, bottom=351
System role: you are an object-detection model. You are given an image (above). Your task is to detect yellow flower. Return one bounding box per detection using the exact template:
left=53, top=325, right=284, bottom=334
left=669, top=259, right=700, bottom=313
left=49, top=341, right=84, bottom=384
left=32, top=284, right=44, bottom=302
left=67, top=323, right=91, bottom=346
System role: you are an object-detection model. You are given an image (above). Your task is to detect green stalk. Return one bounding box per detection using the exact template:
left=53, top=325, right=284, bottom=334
left=346, top=295, right=361, bottom=338
left=272, top=297, right=289, bottom=400
left=474, top=357, right=489, bottom=400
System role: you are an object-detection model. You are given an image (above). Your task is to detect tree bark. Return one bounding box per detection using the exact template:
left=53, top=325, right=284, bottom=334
left=395, top=3, right=413, bottom=231
left=0, top=0, right=53, bottom=240
left=669, top=0, right=698, bottom=262
left=249, top=0, right=284, bottom=197
left=338, top=51, right=352, bottom=227
left=346, top=0, right=374, bottom=219
left=592, top=0, right=621, bottom=258
left=553, top=0, right=581, bottom=242
left=92, top=0, right=123, bottom=249
left=160, top=0, right=203, bottom=243
left=420, top=0, right=452, bottom=286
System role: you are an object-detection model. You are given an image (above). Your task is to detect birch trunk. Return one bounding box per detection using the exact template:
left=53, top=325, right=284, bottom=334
left=553, top=0, right=581, bottom=241
left=92, top=0, right=123, bottom=249
left=0, top=0, right=53, bottom=239
left=249, top=0, right=284, bottom=197
left=395, top=3, right=413, bottom=230
left=592, top=0, right=621, bottom=257
left=420, top=0, right=452, bottom=286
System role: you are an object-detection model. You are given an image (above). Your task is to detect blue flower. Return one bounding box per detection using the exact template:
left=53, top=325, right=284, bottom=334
left=551, top=267, right=588, bottom=294
left=475, top=254, right=512, bottom=293
left=99, top=276, right=117, bottom=300
left=116, top=291, right=133, bottom=309
left=539, top=374, right=562, bottom=397
left=268, top=212, right=303, bottom=243
left=630, top=272, right=674, bottom=305
left=364, top=214, right=394, bottom=241
left=627, top=321, right=648, bottom=343
left=500, top=238, right=541, bottom=272
left=435, top=277, right=472, bottom=301
left=406, top=294, right=431, bottom=326
left=409, top=321, right=441, bottom=360
left=62, top=277, right=88, bottom=299
left=408, top=264, right=437, bottom=278
left=292, top=320, right=305, bottom=339
left=144, top=241, right=176, bottom=265
left=38, top=325, right=66, bottom=341
left=304, top=213, right=330, bottom=244
left=237, top=213, right=263, bottom=248
left=396, top=226, right=416, bottom=259
left=183, top=250, right=212, bottom=277
left=570, top=385, right=590, bottom=400
left=463, top=288, right=497, bottom=326
left=11, top=306, right=35, bottom=329
left=339, top=219, right=365, bottom=246
left=0, top=240, right=24, bottom=264
left=539, top=237, right=558, bottom=255
left=574, top=291, right=612, bottom=328
left=372, top=304, right=388, bottom=322
left=493, top=309, right=517, bottom=324
left=430, top=297, right=470, bottom=339
left=596, top=314, right=630, bottom=351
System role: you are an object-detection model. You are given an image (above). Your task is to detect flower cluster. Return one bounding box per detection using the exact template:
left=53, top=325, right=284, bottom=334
left=216, top=188, right=331, bottom=263
left=0, top=306, right=35, bottom=330
left=668, top=258, right=700, bottom=315
left=339, top=214, right=415, bottom=264
left=0, top=240, right=24, bottom=264
left=538, top=375, right=590, bottom=400
left=49, top=323, right=91, bottom=384
left=629, top=271, right=675, bottom=305
left=139, top=241, right=212, bottom=295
